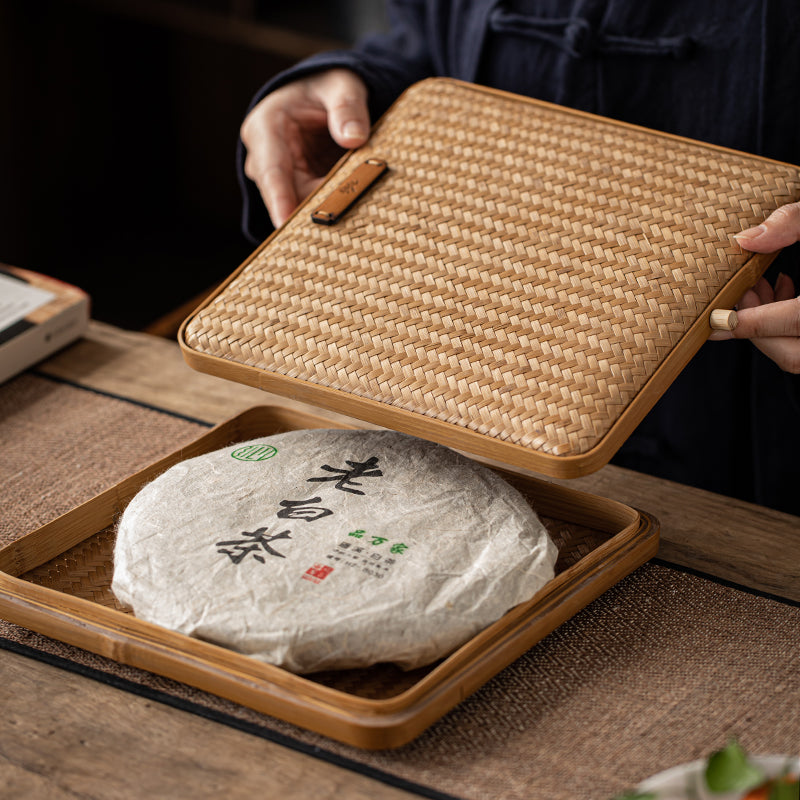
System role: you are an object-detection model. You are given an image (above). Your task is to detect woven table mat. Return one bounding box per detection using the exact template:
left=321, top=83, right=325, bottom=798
left=2, top=374, right=799, bottom=800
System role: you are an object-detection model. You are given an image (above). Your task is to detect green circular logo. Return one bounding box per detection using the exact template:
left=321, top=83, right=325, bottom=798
left=230, top=444, right=278, bottom=462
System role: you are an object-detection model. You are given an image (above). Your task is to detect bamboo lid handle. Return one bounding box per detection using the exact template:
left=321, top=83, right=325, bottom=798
left=710, top=309, right=739, bottom=331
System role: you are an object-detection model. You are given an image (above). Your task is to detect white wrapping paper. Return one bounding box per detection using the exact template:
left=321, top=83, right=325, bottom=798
left=113, top=429, right=557, bottom=673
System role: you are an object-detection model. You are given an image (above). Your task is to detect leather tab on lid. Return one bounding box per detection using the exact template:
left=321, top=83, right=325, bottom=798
left=311, top=158, right=388, bottom=225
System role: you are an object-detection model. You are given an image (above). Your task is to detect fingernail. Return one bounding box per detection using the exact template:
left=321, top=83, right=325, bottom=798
left=708, top=330, right=734, bottom=341
left=734, top=224, right=767, bottom=241
left=342, top=121, right=366, bottom=140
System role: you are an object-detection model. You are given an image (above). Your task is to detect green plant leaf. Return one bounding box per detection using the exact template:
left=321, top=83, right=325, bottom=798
left=609, top=792, right=657, bottom=800
left=769, top=777, right=800, bottom=800
left=704, top=740, right=765, bottom=793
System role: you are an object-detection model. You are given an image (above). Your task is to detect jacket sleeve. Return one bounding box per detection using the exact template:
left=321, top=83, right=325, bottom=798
left=238, top=0, right=431, bottom=243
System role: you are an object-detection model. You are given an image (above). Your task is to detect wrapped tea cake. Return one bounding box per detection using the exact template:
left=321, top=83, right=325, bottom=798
left=112, top=428, right=557, bottom=673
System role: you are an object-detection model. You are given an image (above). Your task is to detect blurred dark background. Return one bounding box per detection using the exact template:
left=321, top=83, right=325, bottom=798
left=0, top=0, right=387, bottom=332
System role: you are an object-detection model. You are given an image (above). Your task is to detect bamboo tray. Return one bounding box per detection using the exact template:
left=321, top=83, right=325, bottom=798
left=0, top=406, right=657, bottom=749
left=180, top=78, right=800, bottom=478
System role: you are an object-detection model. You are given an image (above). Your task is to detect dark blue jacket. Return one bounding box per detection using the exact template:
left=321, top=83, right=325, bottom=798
left=239, top=0, right=800, bottom=514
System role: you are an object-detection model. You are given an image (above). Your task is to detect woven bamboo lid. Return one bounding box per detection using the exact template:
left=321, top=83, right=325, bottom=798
left=181, top=79, right=800, bottom=478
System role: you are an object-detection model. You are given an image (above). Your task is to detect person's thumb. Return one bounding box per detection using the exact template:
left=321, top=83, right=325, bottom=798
left=734, top=202, right=800, bottom=253
left=315, top=69, right=370, bottom=149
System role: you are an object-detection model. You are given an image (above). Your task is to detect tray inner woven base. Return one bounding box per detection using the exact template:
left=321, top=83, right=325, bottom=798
left=21, top=515, right=606, bottom=699
left=183, top=80, right=800, bottom=457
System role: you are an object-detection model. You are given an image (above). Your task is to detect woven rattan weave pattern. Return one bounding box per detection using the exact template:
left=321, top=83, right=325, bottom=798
left=184, top=79, right=800, bottom=462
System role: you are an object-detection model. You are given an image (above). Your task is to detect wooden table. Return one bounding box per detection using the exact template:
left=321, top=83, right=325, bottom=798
left=2, top=321, right=798, bottom=797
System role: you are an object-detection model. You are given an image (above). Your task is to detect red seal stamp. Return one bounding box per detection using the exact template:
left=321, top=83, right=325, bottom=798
left=302, top=564, right=334, bottom=584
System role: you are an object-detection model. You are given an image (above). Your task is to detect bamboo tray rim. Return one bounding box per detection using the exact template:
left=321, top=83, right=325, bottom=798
left=0, top=405, right=659, bottom=748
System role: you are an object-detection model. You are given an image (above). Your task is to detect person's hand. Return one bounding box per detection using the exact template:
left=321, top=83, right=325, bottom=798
left=240, top=69, right=370, bottom=227
left=710, top=202, right=800, bottom=372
